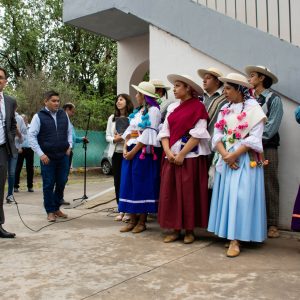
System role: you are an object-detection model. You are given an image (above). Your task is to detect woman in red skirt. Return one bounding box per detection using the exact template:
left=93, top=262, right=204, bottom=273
left=158, top=74, right=210, bottom=244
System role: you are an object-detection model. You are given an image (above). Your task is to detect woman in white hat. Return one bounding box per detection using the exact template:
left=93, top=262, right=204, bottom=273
left=158, top=74, right=211, bottom=244
left=118, top=81, right=161, bottom=233
left=149, top=79, right=174, bottom=122
left=207, top=73, right=267, bottom=257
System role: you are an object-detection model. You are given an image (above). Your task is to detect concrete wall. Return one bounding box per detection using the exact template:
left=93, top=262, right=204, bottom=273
left=150, top=25, right=300, bottom=229
left=117, top=34, right=149, bottom=101
left=193, top=0, right=300, bottom=47
left=63, top=0, right=300, bottom=105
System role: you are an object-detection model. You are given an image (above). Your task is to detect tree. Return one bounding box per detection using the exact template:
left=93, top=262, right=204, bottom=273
left=0, top=0, right=117, bottom=130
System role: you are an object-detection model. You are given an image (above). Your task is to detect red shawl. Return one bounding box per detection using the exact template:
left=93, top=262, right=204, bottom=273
left=168, top=98, right=208, bottom=147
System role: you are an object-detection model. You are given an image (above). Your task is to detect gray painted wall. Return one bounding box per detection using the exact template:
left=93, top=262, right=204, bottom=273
left=64, top=0, right=300, bottom=104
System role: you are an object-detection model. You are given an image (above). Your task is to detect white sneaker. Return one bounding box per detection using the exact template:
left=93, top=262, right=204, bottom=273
left=6, top=195, right=14, bottom=204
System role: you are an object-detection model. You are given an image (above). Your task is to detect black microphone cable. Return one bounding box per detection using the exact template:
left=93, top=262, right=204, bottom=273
left=11, top=195, right=117, bottom=233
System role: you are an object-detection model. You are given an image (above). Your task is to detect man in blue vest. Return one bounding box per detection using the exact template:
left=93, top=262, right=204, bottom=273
left=29, top=91, right=72, bottom=222
left=245, top=65, right=283, bottom=238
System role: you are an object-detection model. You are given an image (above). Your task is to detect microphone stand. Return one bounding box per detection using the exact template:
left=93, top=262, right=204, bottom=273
left=73, top=112, right=91, bottom=207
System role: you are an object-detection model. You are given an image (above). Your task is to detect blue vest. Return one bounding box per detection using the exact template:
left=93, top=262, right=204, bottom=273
left=257, top=92, right=280, bottom=148
left=37, top=108, right=69, bottom=160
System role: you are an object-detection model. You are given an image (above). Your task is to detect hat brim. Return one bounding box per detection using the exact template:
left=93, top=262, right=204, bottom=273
left=218, top=77, right=253, bottom=89
left=197, top=69, right=223, bottom=80
left=244, top=66, right=278, bottom=84
left=154, top=85, right=171, bottom=91
left=131, top=84, right=159, bottom=98
left=167, top=74, right=203, bottom=95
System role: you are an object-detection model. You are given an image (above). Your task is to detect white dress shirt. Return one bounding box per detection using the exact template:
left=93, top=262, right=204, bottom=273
left=0, top=92, right=6, bottom=145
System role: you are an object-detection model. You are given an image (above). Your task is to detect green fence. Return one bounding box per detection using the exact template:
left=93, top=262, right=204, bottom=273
left=33, top=129, right=108, bottom=168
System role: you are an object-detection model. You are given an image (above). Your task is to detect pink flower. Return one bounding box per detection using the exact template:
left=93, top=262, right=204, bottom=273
left=221, top=107, right=230, bottom=116
left=214, top=119, right=227, bottom=130
left=237, top=111, right=247, bottom=121
left=219, top=119, right=226, bottom=126
left=237, top=122, right=249, bottom=130
left=235, top=132, right=241, bottom=139
left=228, top=129, right=233, bottom=135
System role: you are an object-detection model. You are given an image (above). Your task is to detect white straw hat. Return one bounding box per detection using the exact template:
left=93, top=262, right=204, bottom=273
left=197, top=67, right=223, bottom=79
left=244, top=65, right=278, bottom=84
left=131, top=81, right=158, bottom=98
left=149, top=79, right=171, bottom=90
left=218, top=73, right=253, bottom=89
left=167, top=74, right=204, bottom=95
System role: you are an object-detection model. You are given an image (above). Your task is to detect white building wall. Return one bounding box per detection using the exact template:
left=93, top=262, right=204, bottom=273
left=192, top=0, right=300, bottom=47
left=149, top=25, right=300, bottom=229
left=117, top=34, right=149, bottom=100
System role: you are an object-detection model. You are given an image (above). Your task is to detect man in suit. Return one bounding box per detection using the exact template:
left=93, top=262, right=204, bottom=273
left=0, top=67, right=17, bottom=238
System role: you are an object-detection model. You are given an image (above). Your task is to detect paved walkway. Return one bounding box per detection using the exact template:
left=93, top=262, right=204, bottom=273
left=1, top=173, right=299, bottom=300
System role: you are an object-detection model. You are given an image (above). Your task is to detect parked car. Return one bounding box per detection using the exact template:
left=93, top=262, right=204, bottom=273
left=100, top=144, right=112, bottom=175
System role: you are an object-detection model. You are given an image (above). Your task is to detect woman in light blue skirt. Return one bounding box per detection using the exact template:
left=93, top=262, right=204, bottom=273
left=208, top=73, right=267, bottom=257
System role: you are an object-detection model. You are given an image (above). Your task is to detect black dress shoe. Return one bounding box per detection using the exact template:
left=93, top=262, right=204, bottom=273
left=27, top=188, right=34, bottom=192
left=0, top=225, right=16, bottom=238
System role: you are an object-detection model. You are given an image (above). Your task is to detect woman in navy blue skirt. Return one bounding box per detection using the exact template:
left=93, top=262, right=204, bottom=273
left=118, top=81, right=161, bottom=234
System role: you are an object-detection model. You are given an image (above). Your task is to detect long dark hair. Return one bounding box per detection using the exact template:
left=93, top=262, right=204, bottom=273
left=113, top=93, right=134, bottom=121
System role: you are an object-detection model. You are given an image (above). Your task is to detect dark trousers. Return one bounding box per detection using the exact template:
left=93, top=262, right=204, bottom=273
left=66, top=150, right=73, bottom=184
left=112, top=152, right=123, bottom=204
left=7, top=156, right=17, bottom=196
left=68, top=150, right=73, bottom=171
left=0, top=145, right=8, bottom=224
left=40, top=155, right=69, bottom=213
left=264, top=147, right=280, bottom=227
left=14, top=147, right=34, bottom=189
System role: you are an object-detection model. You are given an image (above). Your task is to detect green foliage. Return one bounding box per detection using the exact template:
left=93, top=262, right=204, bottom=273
left=73, top=93, right=115, bottom=131
left=0, top=0, right=117, bottom=130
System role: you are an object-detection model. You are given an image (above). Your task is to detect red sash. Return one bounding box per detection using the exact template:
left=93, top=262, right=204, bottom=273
left=168, top=98, right=208, bottom=147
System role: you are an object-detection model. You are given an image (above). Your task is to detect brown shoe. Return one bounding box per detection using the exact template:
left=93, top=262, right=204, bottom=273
left=163, top=233, right=180, bottom=243
left=47, top=213, right=56, bottom=222
left=226, top=240, right=240, bottom=258
left=55, top=210, right=68, bottom=219
left=183, top=233, right=195, bottom=244
left=120, top=222, right=136, bottom=233
left=132, top=223, right=146, bottom=234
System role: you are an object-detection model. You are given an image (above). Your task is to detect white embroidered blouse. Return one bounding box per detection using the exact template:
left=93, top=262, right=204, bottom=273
left=122, top=106, right=161, bottom=147
left=157, top=102, right=211, bottom=158
left=212, top=99, right=265, bottom=153
left=212, top=99, right=266, bottom=173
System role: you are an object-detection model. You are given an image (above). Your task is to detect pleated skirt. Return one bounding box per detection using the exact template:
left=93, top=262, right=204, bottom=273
left=158, top=156, right=208, bottom=230
left=208, top=152, right=267, bottom=242
left=118, top=146, right=160, bottom=214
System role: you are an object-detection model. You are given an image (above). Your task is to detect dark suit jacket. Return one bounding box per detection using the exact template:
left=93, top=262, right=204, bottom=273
left=3, top=94, right=17, bottom=157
